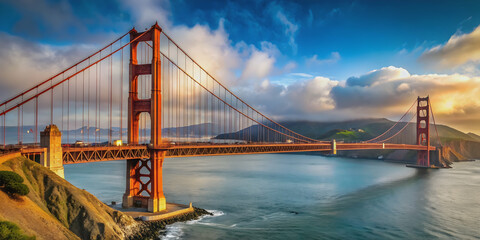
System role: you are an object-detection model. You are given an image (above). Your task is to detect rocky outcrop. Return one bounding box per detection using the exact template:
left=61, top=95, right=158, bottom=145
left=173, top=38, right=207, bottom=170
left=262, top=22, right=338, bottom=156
left=0, top=156, right=137, bottom=239
left=440, top=140, right=480, bottom=161
left=128, top=207, right=212, bottom=240
left=0, top=156, right=211, bottom=240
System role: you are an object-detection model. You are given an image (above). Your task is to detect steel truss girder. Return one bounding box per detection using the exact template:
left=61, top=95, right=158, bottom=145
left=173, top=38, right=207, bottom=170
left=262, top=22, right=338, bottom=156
left=62, top=146, right=149, bottom=164
left=60, top=143, right=435, bottom=163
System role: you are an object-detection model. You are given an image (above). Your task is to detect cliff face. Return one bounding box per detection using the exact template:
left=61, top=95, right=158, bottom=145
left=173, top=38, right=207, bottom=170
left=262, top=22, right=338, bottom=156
left=0, top=156, right=138, bottom=240
left=335, top=140, right=480, bottom=164
left=440, top=140, right=480, bottom=161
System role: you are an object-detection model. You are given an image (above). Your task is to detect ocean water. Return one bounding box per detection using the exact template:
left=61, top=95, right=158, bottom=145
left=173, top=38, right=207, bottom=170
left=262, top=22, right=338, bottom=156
left=64, top=154, right=480, bottom=239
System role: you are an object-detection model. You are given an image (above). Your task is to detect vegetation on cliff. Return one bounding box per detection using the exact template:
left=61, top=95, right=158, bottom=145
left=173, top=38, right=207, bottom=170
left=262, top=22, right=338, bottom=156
left=217, top=118, right=480, bottom=162
left=0, top=220, right=36, bottom=240
left=0, top=156, right=135, bottom=239
left=0, top=156, right=212, bottom=239
left=0, top=171, right=30, bottom=197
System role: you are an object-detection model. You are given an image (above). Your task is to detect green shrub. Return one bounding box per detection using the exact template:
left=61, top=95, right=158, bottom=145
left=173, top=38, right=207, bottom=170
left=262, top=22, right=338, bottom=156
left=0, top=171, right=24, bottom=186
left=0, top=171, right=29, bottom=197
left=4, top=182, right=29, bottom=196
left=0, top=221, right=36, bottom=240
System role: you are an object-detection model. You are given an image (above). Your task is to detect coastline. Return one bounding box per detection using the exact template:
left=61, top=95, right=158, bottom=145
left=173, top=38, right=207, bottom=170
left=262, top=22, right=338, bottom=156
left=0, top=155, right=213, bottom=239
left=127, top=207, right=212, bottom=240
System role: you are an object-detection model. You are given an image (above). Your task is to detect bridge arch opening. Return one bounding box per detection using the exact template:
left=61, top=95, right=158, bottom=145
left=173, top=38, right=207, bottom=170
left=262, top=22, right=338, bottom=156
left=419, top=109, right=428, bottom=118
left=418, top=133, right=427, bottom=145
left=138, top=112, right=151, bottom=144
left=420, top=120, right=427, bottom=128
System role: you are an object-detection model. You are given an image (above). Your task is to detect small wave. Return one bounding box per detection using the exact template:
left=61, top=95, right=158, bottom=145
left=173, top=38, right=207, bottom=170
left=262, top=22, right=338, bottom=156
left=163, top=209, right=226, bottom=239
left=162, top=224, right=183, bottom=240
left=207, top=209, right=225, bottom=217
left=186, top=209, right=225, bottom=224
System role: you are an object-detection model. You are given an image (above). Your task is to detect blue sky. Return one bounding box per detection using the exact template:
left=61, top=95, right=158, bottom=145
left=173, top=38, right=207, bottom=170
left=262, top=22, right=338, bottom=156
left=1, top=0, right=480, bottom=133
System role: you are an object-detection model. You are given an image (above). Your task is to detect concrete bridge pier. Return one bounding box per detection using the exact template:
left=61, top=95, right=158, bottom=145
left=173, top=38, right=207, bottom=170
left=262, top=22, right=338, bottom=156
left=40, top=125, right=64, bottom=178
left=430, top=147, right=445, bottom=167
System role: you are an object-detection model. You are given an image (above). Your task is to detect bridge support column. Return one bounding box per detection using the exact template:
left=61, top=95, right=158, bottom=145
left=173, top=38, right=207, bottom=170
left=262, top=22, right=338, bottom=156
left=123, top=23, right=166, bottom=213
left=331, top=139, right=337, bottom=155
left=122, top=151, right=166, bottom=212
left=40, top=125, right=64, bottom=178
left=416, top=96, right=431, bottom=167
left=148, top=150, right=166, bottom=212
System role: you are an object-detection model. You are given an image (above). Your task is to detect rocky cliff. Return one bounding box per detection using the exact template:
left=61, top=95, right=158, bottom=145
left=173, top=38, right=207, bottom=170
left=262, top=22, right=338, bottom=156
left=0, top=156, right=138, bottom=239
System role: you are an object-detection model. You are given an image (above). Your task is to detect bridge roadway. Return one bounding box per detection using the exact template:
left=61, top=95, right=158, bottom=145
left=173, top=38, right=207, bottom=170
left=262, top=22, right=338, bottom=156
left=44, top=143, right=434, bottom=164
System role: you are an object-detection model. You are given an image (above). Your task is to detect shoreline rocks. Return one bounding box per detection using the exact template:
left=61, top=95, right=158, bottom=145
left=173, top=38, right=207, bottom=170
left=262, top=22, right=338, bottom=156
left=126, top=207, right=212, bottom=240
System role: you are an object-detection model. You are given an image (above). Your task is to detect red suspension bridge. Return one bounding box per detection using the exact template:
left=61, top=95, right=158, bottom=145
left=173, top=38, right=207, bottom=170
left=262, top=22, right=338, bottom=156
left=0, top=23, right=442, bottom=212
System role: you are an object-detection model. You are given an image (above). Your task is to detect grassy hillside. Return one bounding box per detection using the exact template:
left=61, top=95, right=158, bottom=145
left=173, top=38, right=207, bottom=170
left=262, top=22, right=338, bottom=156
left=467, top=132, right=480, bottom=142
left=0, top=156, right=137, bottom=240
left=216, top=118, right=478, bottom=143
left=215, top=118, right=480, bottom=162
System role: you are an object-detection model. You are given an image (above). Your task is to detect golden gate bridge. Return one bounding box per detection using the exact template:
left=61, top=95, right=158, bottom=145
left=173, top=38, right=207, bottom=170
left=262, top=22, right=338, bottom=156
left=0, top=23, right=443, bottom=212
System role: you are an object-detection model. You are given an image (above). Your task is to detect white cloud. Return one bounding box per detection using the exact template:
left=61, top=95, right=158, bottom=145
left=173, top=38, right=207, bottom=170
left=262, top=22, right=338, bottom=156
left=237, top=76, right=338, bottom=119
left=167, top=21, right=242, bottom=86
left=420, top=24, right=480, bottom=68
left=331, top=66, right=480, bottom=118
left=0, top=33, right=96, bottom=101
left=306, top=52, right=341, bottom=66
left=120, top=0, right=171, bottom=29
left=4, top=0, right=480, bottom=134
left=290, top=73, right=314, bottom=78
left=243, top=65, right=480, bottom=134
left=240, top=48, right=275, bottom=83
left=345, top=66, right=409, bottom=87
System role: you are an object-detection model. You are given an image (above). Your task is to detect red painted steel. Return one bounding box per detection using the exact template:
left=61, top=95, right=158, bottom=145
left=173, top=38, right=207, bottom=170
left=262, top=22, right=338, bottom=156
left=417, top=96, right=430, bottom=166
left=56, top=143, right=435, bottom=163
left=0, top=24, right=445, bottom=213
left=124, top=23, right=166, bottom=212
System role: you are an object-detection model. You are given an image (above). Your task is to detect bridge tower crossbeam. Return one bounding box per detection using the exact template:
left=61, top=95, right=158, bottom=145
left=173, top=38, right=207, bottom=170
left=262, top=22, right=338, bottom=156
left=122, top=23, right=166, bottom=212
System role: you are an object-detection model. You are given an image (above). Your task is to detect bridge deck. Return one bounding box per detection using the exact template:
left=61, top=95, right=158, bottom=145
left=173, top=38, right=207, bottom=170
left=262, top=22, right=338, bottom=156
left=57, top=143, right=435, bottom=164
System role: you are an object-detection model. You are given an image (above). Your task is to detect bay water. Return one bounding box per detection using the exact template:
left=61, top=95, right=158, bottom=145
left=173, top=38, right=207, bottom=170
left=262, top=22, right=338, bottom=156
left=64, top=154, right=480, bottom=239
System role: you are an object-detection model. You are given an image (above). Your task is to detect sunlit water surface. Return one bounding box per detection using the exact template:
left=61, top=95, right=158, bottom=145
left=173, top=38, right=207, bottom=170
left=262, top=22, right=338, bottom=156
left=64, top=154, right=480, bottom=239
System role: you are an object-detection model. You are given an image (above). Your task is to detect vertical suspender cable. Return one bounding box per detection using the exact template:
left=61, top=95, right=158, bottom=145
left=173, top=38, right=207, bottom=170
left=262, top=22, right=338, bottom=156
left=20, top=95, right=23, bottom=144
left=177, top=48, right=180, bottom=141
left=50, top=79, right=53, bottom=125
left=62, top=76, right=64, bottom=132
left=67, top=68, right=70, bottom=143
left=3, top=105, right=5, bottom=147
left=120, top=42, right=123, bottom=141
left=95, top=63, right=98, bottom=143
left=0, top=109, right=2, bottom=146
left=21, top=95, right=23, bottom=144
left=168, top=41, right=172, bottom=140
left=75, top=66, right=78, bottom=141
left=35, top=94, right=38, bottom=144
left=17, top=101, right=20, bottom=144
left=185, top=55, right=188, bottom=139
left=87, top=58, right=90, bottom=143
left=98, top=52, right=102, bottom=143
left=82, top=66, right=85, bottom=142
left=109, top=45, right=113, bottom=144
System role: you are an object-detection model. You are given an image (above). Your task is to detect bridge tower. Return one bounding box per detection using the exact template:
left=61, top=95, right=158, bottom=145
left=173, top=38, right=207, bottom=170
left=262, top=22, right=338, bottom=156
left=122, top=23, right=166, bottom=212
left=40, top=125, right=64, bottom=178
left=416, top=96, right=430, bottom=167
